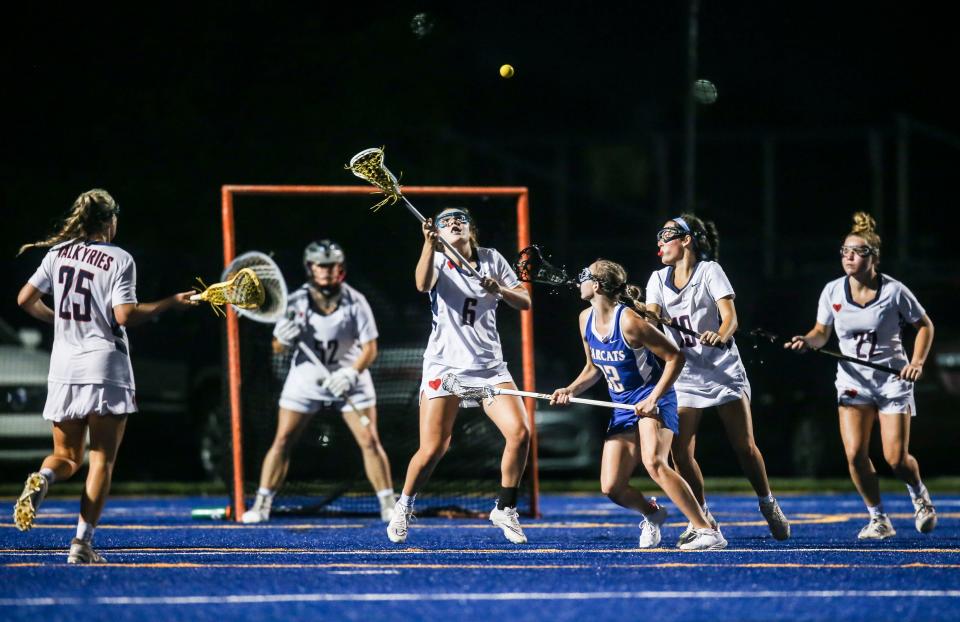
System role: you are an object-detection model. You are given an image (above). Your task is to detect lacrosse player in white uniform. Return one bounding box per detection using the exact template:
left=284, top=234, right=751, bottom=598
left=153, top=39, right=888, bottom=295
left=14, top=189, right=197, bottom=563
left=387, top=207, right=532, bottom=545
left=646, top=214, right=790, bottom=545
left=786, top=212, right=936, bottom=539
left=242, top=240, right=397, bottom=523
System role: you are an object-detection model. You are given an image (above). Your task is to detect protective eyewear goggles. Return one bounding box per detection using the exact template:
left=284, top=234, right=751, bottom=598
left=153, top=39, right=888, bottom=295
left=839, top=245, right=875, bottom=258
left=656, top=226, right=687, bottom=244
left=577, top=267, right=597, bottom=284
left=436, top=211, right=471, bottom=228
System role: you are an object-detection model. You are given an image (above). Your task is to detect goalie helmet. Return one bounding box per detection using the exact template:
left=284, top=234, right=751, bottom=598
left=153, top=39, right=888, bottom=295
left=303, top=240, right=346, bottom=290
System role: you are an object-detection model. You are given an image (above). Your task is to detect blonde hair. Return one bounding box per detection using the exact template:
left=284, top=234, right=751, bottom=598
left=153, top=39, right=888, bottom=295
left=846, top=211, right=881, bottom=257
left=18, top=189, right=118, bottom=256
left=591, top=259, right=647, bottom=315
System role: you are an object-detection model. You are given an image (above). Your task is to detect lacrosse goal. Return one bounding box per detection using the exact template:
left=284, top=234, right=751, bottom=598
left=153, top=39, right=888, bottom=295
left=218, top=184, right=540, bottom=520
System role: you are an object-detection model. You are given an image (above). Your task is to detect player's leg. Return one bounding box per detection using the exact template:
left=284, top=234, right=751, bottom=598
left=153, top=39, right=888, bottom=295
left=717, top=395, right=790, bottom=540
left=387, top=395, right=459, bottom=543
left=638, top=418, right=725, bottom=550
left=839, top=404, right=893, bottom=539
left=482, top=387, right=530, bottom=543
left=669, top=406, right=716, bottom=544
left=341, top=405, right=396, bottom=520
left=15, top=418, right=87, bottom=531
left=70, top=412, right=127, bottom=563
left=878, top=410, right=936, bottom=533
left=243, top=407, right=314, bottom=523
left=600, top=431, right=664, bottom=548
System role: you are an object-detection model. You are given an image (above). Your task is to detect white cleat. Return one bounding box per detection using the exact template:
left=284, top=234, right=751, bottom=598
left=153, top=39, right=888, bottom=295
left=67, top=538, right=106, bottom=564
left=489, top=505, right=527, bottom=544
left=387, top=502, right=414, bottom=543
left=759, top=498, right=791, bottom=540
left=638, top=503, right=668, bottom=549
left=913, top=491, right=937, bottom=534
left=14, top=472, right=48, bottom=532
left=857, top=514, right=896, bottom=540
left=679, top=527, right=728, bottom=551
left=241, top=494, right=272, bottom=524
left=677, top=506, right=719, bottom=547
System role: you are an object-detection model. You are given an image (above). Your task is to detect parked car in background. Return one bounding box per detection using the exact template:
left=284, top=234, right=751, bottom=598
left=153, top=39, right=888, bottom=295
left=0, top=318, right=49, bottom=467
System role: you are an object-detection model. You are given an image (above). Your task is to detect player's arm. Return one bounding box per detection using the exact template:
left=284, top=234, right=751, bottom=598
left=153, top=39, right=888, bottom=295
left=784, top=322, right=832, bottom=351
left=901, top=314, right=934, bottom=382
left=701, top=295, right=737, bottom=347
left=17, top=283, right=54, bottom=324
left=550, top=309, right=602, bottom=405
left=623, top=310, right=685, bottom=409
left=114, top=292, right=197, bottom=327
left=352, top=339, right=378, bottom=373
left=479, top=278, right=531, bottom=311
left=415, top=218, right=440, bottom=292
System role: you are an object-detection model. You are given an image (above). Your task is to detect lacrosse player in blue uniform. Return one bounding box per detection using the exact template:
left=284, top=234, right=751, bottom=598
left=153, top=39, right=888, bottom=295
left=242, top=240, right=397, bottom=523
left=786, top=212, right=936, bottom=539
left=551, top=259, right=726, bottom=550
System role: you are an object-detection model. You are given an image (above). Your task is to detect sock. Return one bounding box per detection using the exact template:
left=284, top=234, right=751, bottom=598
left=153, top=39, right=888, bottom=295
left=497, top=486, right=519, bottom=510
left=399, top=493, right=416, bottom=508
left=867, top=504, right=885, bottom=519
left=377, top=488, right=396, bottom=508
left=76, top=518, right=95, bottom=543
left=256, top=487, right=275, bottom=499
left=39, top=468, right=56, bottom=485
left=906, top=482, right=927, bottom=500
left=759, top=494, right=776, bottom=505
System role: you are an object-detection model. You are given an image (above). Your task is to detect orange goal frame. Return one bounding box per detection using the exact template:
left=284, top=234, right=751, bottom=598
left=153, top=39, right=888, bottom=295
left=220, top=184, right=540, bottom=520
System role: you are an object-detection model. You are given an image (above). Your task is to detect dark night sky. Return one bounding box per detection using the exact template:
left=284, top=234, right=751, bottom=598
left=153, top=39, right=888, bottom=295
left=2, top=2, right=957, bottom=362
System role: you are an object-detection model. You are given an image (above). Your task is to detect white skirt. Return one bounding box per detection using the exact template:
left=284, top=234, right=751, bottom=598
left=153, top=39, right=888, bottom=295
left=420, top=359, right=514, bottom=408
left=43, top=382, right=137, bottom=422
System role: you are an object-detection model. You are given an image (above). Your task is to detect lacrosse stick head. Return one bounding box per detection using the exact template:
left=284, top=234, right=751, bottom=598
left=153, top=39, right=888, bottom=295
left=515, top=245, right=576, bottom=291
left=440, top=373, right=495, bottom=403
left=346, top=147, right=402, bottom=211
left=193, top=268, right=264, bottom=316
left=220, top=251, right=289, bottom=323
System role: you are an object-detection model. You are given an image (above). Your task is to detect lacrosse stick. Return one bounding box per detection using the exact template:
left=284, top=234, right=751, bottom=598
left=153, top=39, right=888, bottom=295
left=346, top=147, right=482, bottom=280
left=296, top=342, right=368, bottom=424
left=441, top=373, right=657, bottom=413
left=514, top=245, right=724, bottom=347
left=750, top=328, right=903, bottom=377
left=191, top=268, right=265, bottom=317
left=220, top=251, right=289, bottom=323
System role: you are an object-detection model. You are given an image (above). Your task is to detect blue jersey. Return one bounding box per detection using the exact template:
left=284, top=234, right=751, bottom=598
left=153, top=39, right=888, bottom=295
left=585, top=304, right=679, bottom=435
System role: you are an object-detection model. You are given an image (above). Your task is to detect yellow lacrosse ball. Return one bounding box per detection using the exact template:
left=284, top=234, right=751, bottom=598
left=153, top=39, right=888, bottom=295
left=499, top=64, right=515, bottom=79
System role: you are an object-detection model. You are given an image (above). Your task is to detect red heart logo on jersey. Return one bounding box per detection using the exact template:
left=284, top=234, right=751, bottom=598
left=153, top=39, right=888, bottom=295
left=833, top=303, right=842, bottom=311
left=447, top=260, right=456, bottom=270
left=428, top=378, right=442, bottom=390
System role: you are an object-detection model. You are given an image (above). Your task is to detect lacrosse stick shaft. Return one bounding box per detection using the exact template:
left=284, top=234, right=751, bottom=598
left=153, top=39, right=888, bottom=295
left=400, top=196, right=483, bottom=280
left=754, top=330, right=902, bottom=376
left=494, top=387, right=626, bottom=411
left=295, top=342, right=366, bottom=418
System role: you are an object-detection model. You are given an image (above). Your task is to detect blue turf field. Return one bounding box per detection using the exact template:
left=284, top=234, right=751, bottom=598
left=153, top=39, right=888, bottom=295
left=2, top=493, right=959, bottom=621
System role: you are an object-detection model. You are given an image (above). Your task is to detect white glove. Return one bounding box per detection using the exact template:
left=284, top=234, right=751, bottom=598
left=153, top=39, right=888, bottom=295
left=273, top=318, right=302, bottom=346
left=323, top=367, right=359, bottom=397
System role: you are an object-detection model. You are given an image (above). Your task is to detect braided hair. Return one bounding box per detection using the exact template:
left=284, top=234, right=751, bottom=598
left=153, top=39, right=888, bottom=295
left=18, top=189, right=119, bottom=256
left=590, top=259, right=647, bottom=315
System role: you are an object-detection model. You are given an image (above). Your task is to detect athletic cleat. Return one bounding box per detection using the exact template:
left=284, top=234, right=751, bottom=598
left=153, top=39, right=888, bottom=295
left=912, top=491, right=937, bottom=534
left=638, top=503, right=668, bottom=549
left=759, top=498, right=791, bottom=540
left=857, top=514, right=896, bottom=540
left=14, top=472, right=48, bottom=532
left=241, top=494, right=272, bottom=524
left=489, top=505, right=527, bottom=544
left=677, top=506, right=719, bottom=547
left=67, top=538, right=106, bottom=564
left=386, top=502, right=414, bottom=543
left=679, top=528, right=727, bottom=551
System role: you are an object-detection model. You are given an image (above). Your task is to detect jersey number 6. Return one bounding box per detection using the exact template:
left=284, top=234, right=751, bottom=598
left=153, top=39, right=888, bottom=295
left=461, top=297, right=478, bottom=326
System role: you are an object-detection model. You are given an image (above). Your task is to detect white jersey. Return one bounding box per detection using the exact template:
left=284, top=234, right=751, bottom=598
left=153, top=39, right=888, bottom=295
left=816, top=273, right=924, bottom=391
left=645, top=260, right=750, bottom=406
left=28, top=240, right=137, bottom=389
left=424, top=247, right=520, bottom=371
left=279, top=282, right=378, bottom=397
